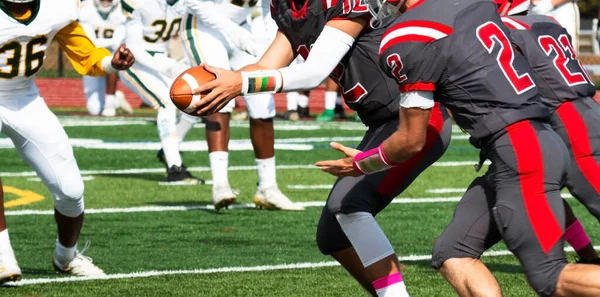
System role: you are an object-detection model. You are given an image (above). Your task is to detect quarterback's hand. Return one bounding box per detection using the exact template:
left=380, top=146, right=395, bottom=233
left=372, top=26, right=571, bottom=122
left=111, top=44, right=135, bottom=70
left=314, top=142, right=363, bottom=177
left=531, top=0, right=554, bottom=15
left=191, top=64, right=242, bottom=116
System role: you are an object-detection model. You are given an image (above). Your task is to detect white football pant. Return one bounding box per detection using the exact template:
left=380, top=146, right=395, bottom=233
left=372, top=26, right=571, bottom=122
left=0, top=95, right=84, bottom=217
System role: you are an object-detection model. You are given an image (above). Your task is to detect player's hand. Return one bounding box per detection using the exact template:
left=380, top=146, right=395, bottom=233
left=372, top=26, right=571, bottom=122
left=111, top=44, right=135, bottom=70
left=531, top=0, right=554, bottom=15
left=191, top=64, right=242, bottom=116
left=314, top=142, right=363, bottom=177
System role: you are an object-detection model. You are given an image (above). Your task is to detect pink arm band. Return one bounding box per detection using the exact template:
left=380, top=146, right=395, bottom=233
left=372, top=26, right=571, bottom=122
left=353, top=144, right=397, bottom=175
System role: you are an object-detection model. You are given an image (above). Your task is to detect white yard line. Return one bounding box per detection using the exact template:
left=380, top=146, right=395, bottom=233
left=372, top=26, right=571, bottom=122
left=4, top=246, right=591, bottom=286
left=0, top=161, right=486, bottom=177
left=27, top=176, right=94, bottom=182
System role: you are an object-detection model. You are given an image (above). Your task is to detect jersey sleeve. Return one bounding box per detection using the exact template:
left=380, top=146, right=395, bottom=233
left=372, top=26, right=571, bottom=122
left=378, top=24, right=445, bottom=92
left=54, top=21, right=113, bottom=76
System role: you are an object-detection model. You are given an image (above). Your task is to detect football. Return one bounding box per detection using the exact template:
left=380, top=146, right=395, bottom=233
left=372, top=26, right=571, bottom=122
left=169, top=66, right=216, bottom=115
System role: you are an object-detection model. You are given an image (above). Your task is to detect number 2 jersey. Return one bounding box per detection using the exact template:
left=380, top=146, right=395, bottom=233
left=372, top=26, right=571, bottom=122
left=0, top=0, right=113, bottom=100
left=270, top=0, right=400, bottom=127
left=378, top=0, right=548, bottom=141
left=502, top=15, right=596, bottom=109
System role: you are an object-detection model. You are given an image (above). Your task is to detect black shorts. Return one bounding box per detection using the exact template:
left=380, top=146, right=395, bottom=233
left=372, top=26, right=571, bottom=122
left=432, top=120, right=569, bottom=297
left=317, top=103, right=452, bottom=255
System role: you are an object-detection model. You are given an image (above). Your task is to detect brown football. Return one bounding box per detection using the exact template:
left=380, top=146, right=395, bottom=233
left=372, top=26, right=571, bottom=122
left=169, top=66, right=216, bottom=115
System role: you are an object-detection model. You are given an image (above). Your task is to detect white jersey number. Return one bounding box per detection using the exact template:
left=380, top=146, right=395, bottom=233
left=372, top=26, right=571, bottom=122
left=0, top=35, right=48, bottom=79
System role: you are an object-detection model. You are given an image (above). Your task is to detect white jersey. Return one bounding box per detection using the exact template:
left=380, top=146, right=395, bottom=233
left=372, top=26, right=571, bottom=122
left=122, top=0, right=185, bottom=53
left=79, top=0, right=125, bottom=51
left=0, top=0, right=79, bottom=100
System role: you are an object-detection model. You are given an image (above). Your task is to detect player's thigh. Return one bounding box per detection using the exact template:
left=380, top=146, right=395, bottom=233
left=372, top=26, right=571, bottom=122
left=487, top=120, right=568, bottom=296
left=0, top=96, right=83, bottom=198
left=180, top=13, right=231, bottom=68
left=551, top=98, right=600, bottom=219
left=431, top=176, right=501, bottom=269
left=119, top=65, right=170, bottom=110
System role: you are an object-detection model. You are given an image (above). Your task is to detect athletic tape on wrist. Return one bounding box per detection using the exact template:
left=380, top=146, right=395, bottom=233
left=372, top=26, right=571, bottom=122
left=241, top=70, right=282, bottom=95
left=353, top=144, right=396, bottom=175
left=101, top=56, right=118, bottom=74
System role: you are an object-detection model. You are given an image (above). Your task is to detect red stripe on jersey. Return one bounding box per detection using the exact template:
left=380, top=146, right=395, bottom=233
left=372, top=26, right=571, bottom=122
left=379, top=35, right=436, bottom=53
left=376, top=103, right=445, bottom=195
left=382, top=20, right=453, bottom=41
left=556, top=101, right=600, bottom=196
left=399, top=82, right=436, bottom=92
left=270, top=0, right=276, bottom=15
left=502, top=17, right=530, bottom=30
left=506, top=120, right=563, bottom=254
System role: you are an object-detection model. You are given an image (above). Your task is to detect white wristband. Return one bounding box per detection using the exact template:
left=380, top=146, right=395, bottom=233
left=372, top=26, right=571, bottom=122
left=101, top=56, right=118, bottom=74
left=240, top=70, right=283, bottom=95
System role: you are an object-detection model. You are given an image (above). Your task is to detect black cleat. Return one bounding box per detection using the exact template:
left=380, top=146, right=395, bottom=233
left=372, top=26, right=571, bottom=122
left=334, top=103, right=347, bottom=120
left=166, top=165, right=205, bottom=184
left=297, top=106, right=310, bottom=119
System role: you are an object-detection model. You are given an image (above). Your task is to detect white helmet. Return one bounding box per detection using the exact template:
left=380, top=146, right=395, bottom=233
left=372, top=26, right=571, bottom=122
left=94, top=0, right=118, bottom=14
left=366, top=0, right=404, bottom=22
left=3, top=0, right=36, bottom=3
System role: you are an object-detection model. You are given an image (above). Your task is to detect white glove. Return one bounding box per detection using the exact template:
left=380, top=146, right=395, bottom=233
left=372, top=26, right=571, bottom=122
left=222, top=22, right=260, bottom=56
left=531, top=0, right=554, bottom=15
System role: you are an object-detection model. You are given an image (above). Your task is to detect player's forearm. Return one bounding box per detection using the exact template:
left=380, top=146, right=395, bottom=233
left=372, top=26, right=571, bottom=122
left=381, top=130, right=425, bottom=164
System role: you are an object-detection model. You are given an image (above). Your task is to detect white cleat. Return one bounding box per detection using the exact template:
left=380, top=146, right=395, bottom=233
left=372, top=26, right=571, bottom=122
left=0, top=249, right=21, bottom=284
left=52, top=242, right=105, bottom=277
left=115, top=91, right=134, bottom=115
left=213, top=184, right=237, bottom=212
left=101, top=107, right=116, bottom=117
left=253, top=186, right=304, bottom=211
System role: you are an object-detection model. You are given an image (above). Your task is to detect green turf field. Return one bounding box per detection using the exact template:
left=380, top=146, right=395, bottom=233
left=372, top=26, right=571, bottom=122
left=0, top=116, right=597, bottom=297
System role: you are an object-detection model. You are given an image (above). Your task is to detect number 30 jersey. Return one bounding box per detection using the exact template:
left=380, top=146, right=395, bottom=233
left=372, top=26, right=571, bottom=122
left=271, top=0, right=400, bottom=127
left=378, top=0, right=548, bottom=141
left=502, top=16, right=596, bottom=109
left=121, top=0, right=184, bottom=54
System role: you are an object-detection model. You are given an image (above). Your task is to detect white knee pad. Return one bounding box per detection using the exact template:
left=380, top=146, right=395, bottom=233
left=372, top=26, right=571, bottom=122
left=157, top=105, right=178, bottom=139
left=335, top=212, right=395, bottom=268
left=244, top=94, right=276, bottom=119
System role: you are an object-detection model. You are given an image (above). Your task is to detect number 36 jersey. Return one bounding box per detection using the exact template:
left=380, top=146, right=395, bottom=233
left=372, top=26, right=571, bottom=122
left=502, top=16, right=596, bottom=109
left=0, top=0, right=79, bottom=100
left=121, top=0, right=184, bottom=53
left=378, top=0, right=548, bottom=141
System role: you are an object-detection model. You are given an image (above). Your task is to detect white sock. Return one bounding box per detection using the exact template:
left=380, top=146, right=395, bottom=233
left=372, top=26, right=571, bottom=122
left=54, top=240, right=77, bottom=264
left=256, top=157, right=276, bottom=190
left=0, top=229, right=12, bottom=252
left=176, top=113, right=198, bottom=143
left=162, top=136, right=182, bottom=167
left=376, top=282, right=409, bottom=297
left=297, top=94, right=309, bottom=108
left=324, top=91, right=337, bottom=110
left=286, top=92, right=298, bottom=111
left=104, top=94, right=116, bottom=109
left=209, top=151, right=229, bottom=186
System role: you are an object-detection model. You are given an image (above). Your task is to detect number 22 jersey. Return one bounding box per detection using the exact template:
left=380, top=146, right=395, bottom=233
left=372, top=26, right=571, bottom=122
left=378, top=0, right=549, bottom=141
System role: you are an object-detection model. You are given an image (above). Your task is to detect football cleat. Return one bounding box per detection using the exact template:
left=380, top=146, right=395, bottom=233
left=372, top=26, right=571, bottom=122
left=282, top=110, right=300, bottom=121
left=115, top=91, right=134, bottom=115
left=334, top=104, right=347, bottom=120
left=297, top=106, right=310, bottom=119
left=166, top=165, right=205, bottom=184
left=316, top=109, right=335, bottom=122
left=212, top=184, right=237, bottom=211
left=52, top=242, right=105, bottom=277
left=253, top=186, right=304, bottom=211
left=0, top=249, right=21, bottom=284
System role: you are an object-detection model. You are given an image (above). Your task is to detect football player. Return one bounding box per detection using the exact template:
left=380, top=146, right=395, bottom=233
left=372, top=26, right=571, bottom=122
left=180, top=0, right=304, bottom=211
left=432, top=1, right=600, bottom=296
left=182, top=0, right=454, bottom=295
left=0, top=0, right=134, bottom=282
left=529, top=0, right=580, bottom=53
left=79, top=0, right=133, bottom=116
left=371, top=0, right=600, bottom=296
left=120, top=0, right=204, bottom=184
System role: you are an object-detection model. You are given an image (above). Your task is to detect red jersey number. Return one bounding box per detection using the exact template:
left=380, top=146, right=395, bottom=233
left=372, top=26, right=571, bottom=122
left=476, top=22, right=536, bottom=95
left=386, top=53, right=407, bottom=85
left=538, top=34, right=593, bottom=86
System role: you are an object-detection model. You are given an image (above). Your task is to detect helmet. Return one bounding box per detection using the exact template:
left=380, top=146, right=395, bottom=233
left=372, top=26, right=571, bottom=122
left=507, top=0, right=529, bottom=15
left=494, top=0, right=511, bottom=16
left=3, top=0, right=36, bottom=3
left=94, top=0, right=118, bottom=14
left=365, top=0, right=404, bottom=22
